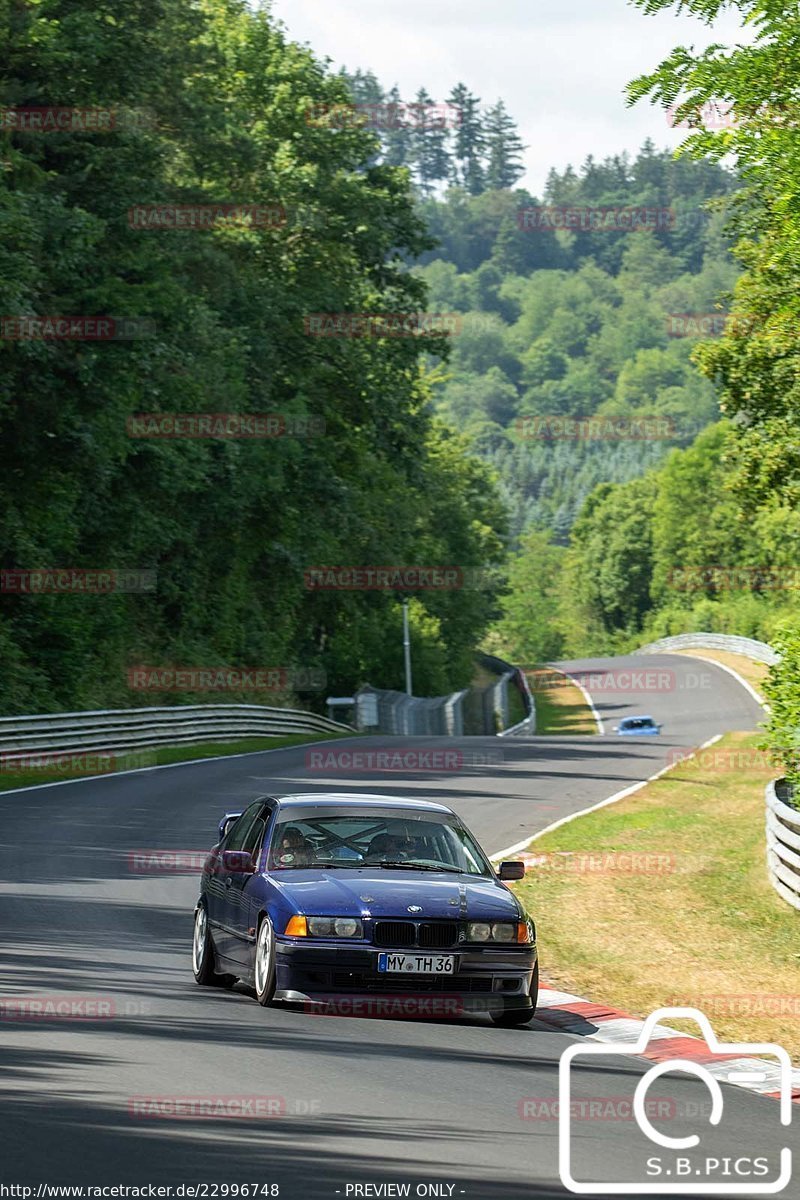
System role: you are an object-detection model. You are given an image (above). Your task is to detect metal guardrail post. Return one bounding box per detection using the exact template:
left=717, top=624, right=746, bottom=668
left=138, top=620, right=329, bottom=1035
left=766, top=779, right=800, bottom=912
left=637, top=632, right=778, bottom=664
left=0, top=703, right=353, bottom=765
left=355, top=655, right=534, bottom=740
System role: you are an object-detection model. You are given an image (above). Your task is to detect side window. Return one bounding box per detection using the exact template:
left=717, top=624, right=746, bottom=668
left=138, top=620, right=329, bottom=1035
left=243, top=817, right=266, bottom=865
left=226, top=802, right=263, bottom=852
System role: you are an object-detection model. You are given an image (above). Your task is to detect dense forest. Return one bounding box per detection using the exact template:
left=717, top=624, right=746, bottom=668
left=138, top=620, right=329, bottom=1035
left=0, top=0, right=506, bottom=714
left=3, top=0, right=800, bottom=749
left=339, top=70, right=739, bottom=541
left=493, top=0, right=800, bottom=775
left=418, top=150, right=737, bottom=539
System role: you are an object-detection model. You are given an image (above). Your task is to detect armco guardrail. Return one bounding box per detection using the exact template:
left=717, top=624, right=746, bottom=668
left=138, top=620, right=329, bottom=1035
left=766, top=780, right=800, bottom=912
left=355, top=654, right=536, bottom=738
left=355, top=686, right=467, bottom=737
left=496, top=668, right=536, bottom=737
left=0, top=704, right=353, bottom=764
left=637, top=632, right=778, bottom=665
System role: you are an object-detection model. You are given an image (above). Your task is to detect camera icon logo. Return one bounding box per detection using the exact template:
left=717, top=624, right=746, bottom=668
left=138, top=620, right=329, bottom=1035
left=558, top=1007, right=793, bottom=1194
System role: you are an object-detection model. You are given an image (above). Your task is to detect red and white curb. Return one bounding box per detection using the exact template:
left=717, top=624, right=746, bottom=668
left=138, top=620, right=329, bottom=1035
left=535, top=984, right=800, bottom=1106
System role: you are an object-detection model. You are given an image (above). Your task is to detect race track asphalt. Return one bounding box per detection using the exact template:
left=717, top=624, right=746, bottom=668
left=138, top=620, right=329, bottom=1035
left=1, top=654, right=788, bottom=1200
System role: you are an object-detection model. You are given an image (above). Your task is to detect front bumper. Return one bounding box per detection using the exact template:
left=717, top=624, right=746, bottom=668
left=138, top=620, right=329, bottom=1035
left=273, top=938, right=538, bottom=1017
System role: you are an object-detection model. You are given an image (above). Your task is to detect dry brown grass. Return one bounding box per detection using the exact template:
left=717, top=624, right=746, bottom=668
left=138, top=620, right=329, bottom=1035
left=514, top=731, right=800, bottom=1059
left=527, top=666, right=598, bottom=736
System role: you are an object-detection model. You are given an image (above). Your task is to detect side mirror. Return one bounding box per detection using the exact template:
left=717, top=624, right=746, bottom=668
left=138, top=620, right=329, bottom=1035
left=498, top=861, right=525, bottom=881
left=218, top=811, right=243, bottom=841
left=222, top=849, right=255, bottom=874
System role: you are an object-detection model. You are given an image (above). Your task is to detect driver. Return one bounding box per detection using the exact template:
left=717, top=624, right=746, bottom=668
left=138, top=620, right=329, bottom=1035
left=271, top=826, right=311, bottom=868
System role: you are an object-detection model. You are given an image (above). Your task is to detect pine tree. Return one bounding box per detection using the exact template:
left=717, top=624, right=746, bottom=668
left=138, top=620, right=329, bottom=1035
left=411, top=87, right=451, bottom=196
left=448, top=83, right=485, bottom=195
left=378, top=83, right=412, bottom=167
left=339, top=67, right=384, bottom=105
left=483, top=100, right=526, bottom=190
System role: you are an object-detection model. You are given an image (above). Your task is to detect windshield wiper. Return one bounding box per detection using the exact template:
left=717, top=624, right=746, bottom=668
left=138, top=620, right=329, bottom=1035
left=272, top=862, right=363, bottom=871
left=375, top=861, right=465, bottom=873
left=310, top=862, right=364, bottom=869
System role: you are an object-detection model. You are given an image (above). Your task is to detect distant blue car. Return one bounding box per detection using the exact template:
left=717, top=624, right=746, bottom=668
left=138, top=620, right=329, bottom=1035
left=613, top=715, right=662, bottom=735
left=193, top=793, right=538, bottom=1025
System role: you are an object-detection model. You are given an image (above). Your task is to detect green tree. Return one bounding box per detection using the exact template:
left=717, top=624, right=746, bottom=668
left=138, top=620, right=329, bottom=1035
left=494, top=531, right=566, bottom=663
left=0, top=0, right=506, bottom=713
left=411, top=87, right=451, bottom=196
left=627, top=0, right=800, bottom=510
left=483, top=100, right=526, bottom=190
left=448, top=83, right=485, bottom=195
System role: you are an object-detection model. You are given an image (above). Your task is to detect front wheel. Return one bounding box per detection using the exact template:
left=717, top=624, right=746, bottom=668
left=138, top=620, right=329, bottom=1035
left=254, top=915, right=277, bottom=1006
left=491, top=960, right=539, bottom=1027
left=192, top=903, right=237, bottom=988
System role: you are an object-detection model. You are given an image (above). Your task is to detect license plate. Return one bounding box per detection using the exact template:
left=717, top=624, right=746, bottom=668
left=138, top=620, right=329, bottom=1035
left=377, top=952, right=456, bottom=975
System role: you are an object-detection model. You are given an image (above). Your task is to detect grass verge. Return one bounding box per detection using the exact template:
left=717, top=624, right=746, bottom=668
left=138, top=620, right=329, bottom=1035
left=0, top=730, right=354, bottom=792
left=527, top=666, right=597, bottom=736
left=513, top=731, right=800, bottom=1060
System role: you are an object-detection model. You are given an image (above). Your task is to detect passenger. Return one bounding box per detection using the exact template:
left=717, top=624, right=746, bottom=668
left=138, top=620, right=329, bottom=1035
left=366, top=831, right=412, bottom=862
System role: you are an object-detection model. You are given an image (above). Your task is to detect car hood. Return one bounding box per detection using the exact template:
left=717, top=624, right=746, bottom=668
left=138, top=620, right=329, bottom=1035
left=267, top=868, right=523, bottom=920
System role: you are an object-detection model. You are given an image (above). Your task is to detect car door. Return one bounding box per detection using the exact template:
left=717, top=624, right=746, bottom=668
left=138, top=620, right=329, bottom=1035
left=211, top=801, right=265, bottom=966
left=221, top=802, right=275, bottom=971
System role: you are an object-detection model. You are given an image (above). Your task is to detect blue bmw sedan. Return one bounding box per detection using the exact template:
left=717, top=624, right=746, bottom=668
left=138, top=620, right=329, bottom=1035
left=192, top=793, right=538, bottom=1025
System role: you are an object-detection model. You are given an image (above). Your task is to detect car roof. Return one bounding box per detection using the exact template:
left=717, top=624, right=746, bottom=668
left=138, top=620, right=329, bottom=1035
left=273, top=792, right=454, bottom=815
left=621, top=715, right=656, bottom=723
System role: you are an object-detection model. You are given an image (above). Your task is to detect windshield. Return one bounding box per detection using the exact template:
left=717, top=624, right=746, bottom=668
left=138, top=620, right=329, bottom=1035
left=267, top=810, right=493, bottom=876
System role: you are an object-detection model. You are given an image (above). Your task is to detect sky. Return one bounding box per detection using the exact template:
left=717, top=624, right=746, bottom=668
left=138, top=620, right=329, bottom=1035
left=267, top=0, right=751, bottom=194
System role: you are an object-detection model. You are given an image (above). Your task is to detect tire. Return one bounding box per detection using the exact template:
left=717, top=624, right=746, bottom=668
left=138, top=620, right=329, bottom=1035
left=491, top=960, right=539, bottom=1028
left=192, top=902, right=237, bottom=989
left=254, top=915, right=277, bottom=1007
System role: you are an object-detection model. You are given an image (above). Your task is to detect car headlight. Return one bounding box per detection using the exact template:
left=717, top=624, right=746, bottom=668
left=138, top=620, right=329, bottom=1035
left=466, top=921, right=530, bottom=943
left=467, top=922, right=492, bottom=942
left=307, top=917, right=363, bottom=938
